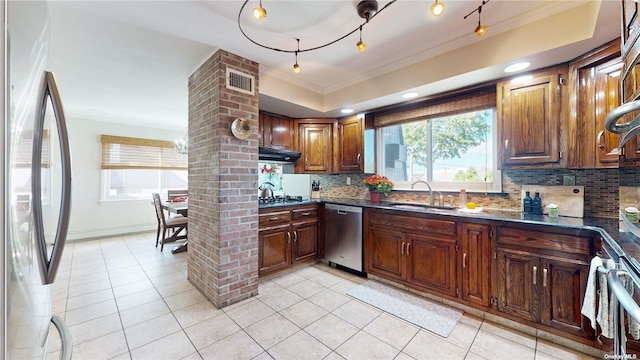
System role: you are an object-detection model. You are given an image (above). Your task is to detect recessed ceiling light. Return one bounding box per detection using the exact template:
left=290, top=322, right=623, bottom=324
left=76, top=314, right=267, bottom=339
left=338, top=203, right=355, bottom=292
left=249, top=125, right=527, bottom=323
left=402, top=92, right=419, bottom=99
left=504, top=62, right=530, bottom=73
left=341, top=108, right=354, bottom=114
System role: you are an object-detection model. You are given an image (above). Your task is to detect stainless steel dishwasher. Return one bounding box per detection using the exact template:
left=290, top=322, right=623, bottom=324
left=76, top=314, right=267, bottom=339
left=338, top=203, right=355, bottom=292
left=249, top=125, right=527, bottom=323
left=324, top=204, right=363, bottom=273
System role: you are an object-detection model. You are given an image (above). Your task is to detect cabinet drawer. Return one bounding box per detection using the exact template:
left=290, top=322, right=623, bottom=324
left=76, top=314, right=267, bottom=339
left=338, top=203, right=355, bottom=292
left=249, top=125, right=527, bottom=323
left=292, top=206, right=318, bottom=221
left=368, top=211, right=456, bottom=236
left=259, top=210, right=291, bottom=228
left=496, top=227, right=592, bottom=255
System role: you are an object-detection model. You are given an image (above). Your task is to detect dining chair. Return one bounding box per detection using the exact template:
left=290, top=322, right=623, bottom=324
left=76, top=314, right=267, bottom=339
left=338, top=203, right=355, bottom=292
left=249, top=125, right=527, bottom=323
left=152, top=193, right=188, bottom=251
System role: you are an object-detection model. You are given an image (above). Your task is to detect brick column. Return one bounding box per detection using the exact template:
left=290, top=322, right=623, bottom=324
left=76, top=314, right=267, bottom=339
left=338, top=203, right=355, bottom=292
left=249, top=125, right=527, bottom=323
left=187, top=50, right=259, bottom=308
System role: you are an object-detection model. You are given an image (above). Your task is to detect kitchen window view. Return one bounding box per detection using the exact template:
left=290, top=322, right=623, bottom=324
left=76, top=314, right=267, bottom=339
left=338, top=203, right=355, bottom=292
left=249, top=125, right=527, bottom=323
left=100, top=135, right=188, bottom=201
left=377, top=107, right=500, bottom=192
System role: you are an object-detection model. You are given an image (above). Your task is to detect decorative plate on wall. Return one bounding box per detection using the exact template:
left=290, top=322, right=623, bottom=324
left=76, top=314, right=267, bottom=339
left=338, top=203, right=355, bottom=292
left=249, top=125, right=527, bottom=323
left=231, top=118, right=252, bottom=140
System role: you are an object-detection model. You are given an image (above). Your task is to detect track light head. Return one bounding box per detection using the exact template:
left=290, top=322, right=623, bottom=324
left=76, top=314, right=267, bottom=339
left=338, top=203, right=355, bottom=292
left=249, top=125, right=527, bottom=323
left=431, top=1, right=444, bottom=16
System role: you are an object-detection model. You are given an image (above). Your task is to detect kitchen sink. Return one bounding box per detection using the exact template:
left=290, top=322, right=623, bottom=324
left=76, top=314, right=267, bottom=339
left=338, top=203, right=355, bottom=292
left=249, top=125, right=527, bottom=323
left=383, top=202, right=456, bottom=212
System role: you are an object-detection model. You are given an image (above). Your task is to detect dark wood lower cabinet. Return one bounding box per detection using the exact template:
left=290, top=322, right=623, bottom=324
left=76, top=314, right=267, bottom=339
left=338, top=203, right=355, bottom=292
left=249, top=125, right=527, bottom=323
left=495, top=226, right=595, bottom=342
left=366, top=227, right=405, bottom=281
left=258, top=224, right=291, bottom=275
left=406, top=233, right=457, bottom=297
left=364, top=208, right=598, bottom=345
left=496, top=248, right=540, bottom=322
left=365, top=209, right=457, bottom=298
left=292, top=220, right=318, bottom=264
left=460, top=223, right=491, bottom=308
left=259, top=205, right=319, bottom=277
left=539, top=256, right=592, bottom=339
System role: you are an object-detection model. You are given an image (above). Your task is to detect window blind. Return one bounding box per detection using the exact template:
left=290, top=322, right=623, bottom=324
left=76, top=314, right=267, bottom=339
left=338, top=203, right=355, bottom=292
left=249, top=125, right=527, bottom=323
left=101, top=135, right=187, bottom=170
left=373, top=87, right=496, bottom=128
left=14, top=129, right=49, bottom=168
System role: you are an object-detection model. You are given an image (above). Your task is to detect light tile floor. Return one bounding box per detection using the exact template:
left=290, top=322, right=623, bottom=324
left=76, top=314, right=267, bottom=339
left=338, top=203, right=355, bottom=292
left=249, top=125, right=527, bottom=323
left=47, top=232, right=599, bottom=360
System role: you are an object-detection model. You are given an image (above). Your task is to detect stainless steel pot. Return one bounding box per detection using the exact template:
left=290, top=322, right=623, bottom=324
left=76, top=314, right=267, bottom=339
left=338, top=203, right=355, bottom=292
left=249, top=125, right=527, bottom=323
left=259, top=182, right=275, bottom=198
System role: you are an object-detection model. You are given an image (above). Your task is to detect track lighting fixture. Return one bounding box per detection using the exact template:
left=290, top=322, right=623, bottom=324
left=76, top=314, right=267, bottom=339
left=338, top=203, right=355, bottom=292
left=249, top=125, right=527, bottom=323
left=293, top=40, right=301, bottom=73
left=252, top=0, right=266, bottom=20
left=357, top=26, right=367, bottom=52
left=430, top=1, right=445, bottom=17
left=464, top=0, right=490, bottom=37
left=238, top=0, right=400, bottom=72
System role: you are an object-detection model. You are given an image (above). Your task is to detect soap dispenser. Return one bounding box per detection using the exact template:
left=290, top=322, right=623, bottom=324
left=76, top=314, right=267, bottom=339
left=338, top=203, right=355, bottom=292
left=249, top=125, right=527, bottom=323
left=523, top=191, right=532, bottom=214
left=532, top=191, right=543, bottom=215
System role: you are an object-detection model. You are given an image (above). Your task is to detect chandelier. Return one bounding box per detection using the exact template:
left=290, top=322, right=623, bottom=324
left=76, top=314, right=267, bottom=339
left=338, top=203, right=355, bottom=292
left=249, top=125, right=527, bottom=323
left=238, top=1, right=492, bottom=72
left=175, top=135, right=188, bottom=154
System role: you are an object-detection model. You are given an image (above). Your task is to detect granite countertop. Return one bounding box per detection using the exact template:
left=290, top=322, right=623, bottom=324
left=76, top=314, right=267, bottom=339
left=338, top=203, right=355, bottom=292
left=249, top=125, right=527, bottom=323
left=259, top=196, right=640, bottom=275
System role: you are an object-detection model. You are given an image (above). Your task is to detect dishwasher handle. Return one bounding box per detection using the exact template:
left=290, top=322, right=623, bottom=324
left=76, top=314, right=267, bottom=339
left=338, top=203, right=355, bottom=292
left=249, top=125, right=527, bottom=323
left=337, top=210, right=347, bottom=215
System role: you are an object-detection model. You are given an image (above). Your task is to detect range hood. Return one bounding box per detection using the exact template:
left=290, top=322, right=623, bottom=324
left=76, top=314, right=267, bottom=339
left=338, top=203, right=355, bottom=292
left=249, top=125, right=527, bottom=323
left=258, top=146, right=301, bottom=162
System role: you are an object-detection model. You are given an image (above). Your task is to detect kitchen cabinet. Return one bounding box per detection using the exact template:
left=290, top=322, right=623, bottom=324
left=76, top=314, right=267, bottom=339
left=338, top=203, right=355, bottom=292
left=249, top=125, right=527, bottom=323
left=291, top=207, right=319, bottom=264
left=259, top=204, right=319, bottom=276
left=497, top=67, right=568, bottom=168
left=494, top=226, right=594, bottom=340
left=459, top=223, right=491, bottom=308
left=365, top=209, right=457, bottom=298
left=336, top=116, right=364, bottom=173
left=568, top=40, right=621, bottom=169
left=293, top=116, right=365, bottom=174
left=619, top=0, right=640, bottom=168
left=294, top=119, right=336, bottom=173
left=259, top=112, right=294, bottom=150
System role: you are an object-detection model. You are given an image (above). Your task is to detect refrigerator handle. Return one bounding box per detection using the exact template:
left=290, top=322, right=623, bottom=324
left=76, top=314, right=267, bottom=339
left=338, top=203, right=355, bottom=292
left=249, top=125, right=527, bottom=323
left=32, top=71, right=72, bottom=285
left=51, top=316, right=73, bottom=360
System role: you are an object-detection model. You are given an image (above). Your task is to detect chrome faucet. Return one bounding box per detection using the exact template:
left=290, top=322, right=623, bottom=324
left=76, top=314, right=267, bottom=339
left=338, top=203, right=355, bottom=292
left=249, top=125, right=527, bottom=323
left=410, top=180, right=434, bottom=206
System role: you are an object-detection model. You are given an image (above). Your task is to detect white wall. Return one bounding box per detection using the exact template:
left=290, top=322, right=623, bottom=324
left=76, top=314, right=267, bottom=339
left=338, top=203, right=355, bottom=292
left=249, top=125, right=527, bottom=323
left=50, top=117, right=185, bottom=241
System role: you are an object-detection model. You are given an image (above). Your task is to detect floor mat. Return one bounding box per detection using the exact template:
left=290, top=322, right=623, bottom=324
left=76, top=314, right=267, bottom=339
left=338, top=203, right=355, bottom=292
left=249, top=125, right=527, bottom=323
left=346, top=280, right=463, bottom=337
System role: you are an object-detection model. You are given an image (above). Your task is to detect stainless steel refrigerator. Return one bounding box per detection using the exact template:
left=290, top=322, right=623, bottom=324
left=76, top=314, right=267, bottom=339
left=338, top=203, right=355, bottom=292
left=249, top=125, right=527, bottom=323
left=2, top=1, right=72, bottom=358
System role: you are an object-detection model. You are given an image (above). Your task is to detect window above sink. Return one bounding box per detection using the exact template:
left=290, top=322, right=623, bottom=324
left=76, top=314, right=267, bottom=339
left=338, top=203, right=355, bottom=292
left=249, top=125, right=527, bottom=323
left=375, top=106, right=501, bottom=193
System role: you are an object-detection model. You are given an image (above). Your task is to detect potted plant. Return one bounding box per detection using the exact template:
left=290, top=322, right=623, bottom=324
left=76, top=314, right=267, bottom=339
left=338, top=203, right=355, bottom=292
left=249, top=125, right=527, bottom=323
left=364, top=174, right=394, bottom=202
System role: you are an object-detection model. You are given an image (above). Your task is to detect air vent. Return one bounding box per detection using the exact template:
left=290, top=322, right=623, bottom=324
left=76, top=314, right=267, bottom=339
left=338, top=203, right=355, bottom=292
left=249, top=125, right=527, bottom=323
left=226, top=68, right=255, bottom=95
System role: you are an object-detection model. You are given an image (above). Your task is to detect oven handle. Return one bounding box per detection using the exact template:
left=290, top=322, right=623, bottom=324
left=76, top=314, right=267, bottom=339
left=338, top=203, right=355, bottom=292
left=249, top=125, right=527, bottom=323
left=598, top=267, right=640, bottom=324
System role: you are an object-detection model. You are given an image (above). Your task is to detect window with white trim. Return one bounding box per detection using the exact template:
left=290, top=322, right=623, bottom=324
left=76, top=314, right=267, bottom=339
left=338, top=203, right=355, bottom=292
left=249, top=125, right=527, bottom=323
left=375, top=89, right=501, bottom=193
left=100, top=135, right=187, bottom=201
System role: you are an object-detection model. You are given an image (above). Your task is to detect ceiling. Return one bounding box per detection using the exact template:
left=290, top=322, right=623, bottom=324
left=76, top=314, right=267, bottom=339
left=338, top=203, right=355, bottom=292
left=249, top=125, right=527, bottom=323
left=45, top=1, right=620, bottom=130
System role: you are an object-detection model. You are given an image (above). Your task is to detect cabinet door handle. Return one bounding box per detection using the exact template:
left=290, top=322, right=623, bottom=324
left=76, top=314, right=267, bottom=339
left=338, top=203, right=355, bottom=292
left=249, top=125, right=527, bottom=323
left=293, top=230, right=298, bottom=242
left=401, top=242, right=405, bottom=255
left=597, top=130, right=605, bottom=149
left=543, top=268, right=548, bottom=287
left=305, top=157, right=309, bottom=167
left=286, top=232, right=291, bottom=243
left=533, top=266, right=537, bottom=285
left=407, top=243, right=411, bottom=256
left=357, top=153, right=361, bottom=162
left=463, top=253, right=467, bottom=268
left=504, top=139, right=509, bottom=152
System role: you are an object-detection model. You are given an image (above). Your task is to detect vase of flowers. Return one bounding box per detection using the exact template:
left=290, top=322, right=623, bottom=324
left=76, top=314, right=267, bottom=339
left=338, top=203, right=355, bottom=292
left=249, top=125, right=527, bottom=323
left=364, top=174, right=394, bottom=202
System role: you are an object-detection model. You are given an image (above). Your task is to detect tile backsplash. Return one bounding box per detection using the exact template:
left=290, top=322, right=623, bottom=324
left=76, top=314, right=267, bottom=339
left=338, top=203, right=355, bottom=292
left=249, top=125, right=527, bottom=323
left=310, top=168, right=621, bottom=219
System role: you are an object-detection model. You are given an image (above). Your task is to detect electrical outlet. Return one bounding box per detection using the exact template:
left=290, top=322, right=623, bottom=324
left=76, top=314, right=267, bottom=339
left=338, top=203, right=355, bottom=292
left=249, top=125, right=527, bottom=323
left=563, top=175, right=576, bottom=186
left=346, top=177, right=351, bottom=185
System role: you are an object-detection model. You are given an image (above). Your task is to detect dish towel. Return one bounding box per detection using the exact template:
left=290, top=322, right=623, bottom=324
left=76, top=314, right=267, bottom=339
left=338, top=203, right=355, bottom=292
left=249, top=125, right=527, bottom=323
left=581, top=256, right=603, bottom=329
left=597, top=259, right=617, bottom=339
left=626, top=275, right=640, bottom=341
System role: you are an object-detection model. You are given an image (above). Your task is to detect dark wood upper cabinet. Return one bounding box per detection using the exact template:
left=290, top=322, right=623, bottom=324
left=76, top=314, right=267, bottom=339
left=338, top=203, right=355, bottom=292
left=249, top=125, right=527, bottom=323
left=619, top=0, right=640, bottom=167
left=336, top=116, right=364, bottom=173
left=259, top=112, right=294, bottom=150
left=567, top=40, right=621, bottom=169
left=497, top=67, right=568, bottom=169
left=294, top=120, right=336, bottom=174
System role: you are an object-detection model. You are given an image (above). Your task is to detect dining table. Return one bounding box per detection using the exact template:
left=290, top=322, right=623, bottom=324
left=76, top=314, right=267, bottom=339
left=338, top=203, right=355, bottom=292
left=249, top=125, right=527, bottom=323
left=161, top=201, right=188, bottom=254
